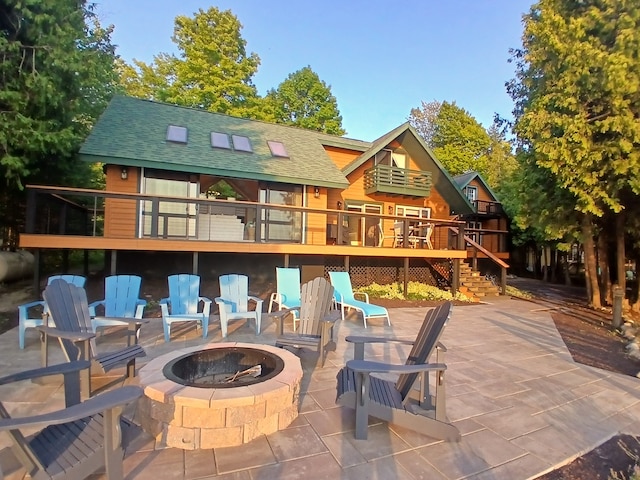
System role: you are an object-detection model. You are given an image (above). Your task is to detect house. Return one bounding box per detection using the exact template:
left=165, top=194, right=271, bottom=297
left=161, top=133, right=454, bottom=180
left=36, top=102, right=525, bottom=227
left=20, top=96, right=509, bottom=293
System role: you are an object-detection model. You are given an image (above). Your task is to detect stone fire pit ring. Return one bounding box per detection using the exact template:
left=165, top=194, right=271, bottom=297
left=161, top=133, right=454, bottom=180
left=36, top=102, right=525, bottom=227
left=137, top=342, right=303, bottom=449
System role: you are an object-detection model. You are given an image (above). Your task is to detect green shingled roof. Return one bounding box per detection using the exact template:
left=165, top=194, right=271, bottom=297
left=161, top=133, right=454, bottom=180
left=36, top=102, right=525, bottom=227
left=79, top=96, right=361, bottom=188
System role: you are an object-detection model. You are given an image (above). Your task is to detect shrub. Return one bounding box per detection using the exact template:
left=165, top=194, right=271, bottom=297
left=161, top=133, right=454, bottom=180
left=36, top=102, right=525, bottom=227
left=356, top=282, right=472, bottom=302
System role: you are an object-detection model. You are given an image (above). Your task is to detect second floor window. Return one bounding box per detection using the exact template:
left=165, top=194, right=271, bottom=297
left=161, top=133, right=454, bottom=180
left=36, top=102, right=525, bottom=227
left=465, top=186, right=478, bottom=202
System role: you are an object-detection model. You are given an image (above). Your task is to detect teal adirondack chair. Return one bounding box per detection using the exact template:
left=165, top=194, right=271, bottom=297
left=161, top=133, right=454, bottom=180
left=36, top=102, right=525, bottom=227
left=17, top=274, right=86, bottom=349
left=268, top=267, right=301, bottom=330
left=159, top=274, right=212, bottom=342
left=215, top=274, right=263, bottom=337
left=328, top=271, right=391, bottom=328
left=89, top=275, right=147, bottom=337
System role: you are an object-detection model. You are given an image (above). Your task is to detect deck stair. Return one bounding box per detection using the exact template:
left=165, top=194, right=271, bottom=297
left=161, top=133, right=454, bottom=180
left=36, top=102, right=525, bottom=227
left=459, top=262, right=500, bottom=298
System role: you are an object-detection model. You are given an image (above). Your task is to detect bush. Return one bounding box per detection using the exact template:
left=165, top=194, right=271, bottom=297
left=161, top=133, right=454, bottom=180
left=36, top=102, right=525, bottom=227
left=356, top=282, right=472, bottom=302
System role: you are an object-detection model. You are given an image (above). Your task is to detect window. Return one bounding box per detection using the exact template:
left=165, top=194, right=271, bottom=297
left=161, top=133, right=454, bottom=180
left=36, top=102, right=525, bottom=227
left=267, top=140, right=288, bottom=157
left=465, top=186, right=478, bottom=202
left=210, top=132, right=231, bottom=149
left=166, top=125, right=188, bottom=143
left=395, top=206, right=431, bottom=219
left=232, top=135, right=252, bottom=152
left=467, top=221, right=482, bottom=244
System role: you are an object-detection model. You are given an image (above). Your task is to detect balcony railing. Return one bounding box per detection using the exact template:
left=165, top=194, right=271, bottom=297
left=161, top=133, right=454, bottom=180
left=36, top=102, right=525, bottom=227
left=23, top=185, right=494, bottom=253
left=473, top=199, right=504, bottom=216
left=363, top=165, right=432, bottom=197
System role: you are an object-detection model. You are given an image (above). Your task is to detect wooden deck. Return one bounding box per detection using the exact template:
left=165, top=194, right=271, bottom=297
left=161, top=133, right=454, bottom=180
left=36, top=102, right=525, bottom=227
left=19, top=234, right=467, bottom=259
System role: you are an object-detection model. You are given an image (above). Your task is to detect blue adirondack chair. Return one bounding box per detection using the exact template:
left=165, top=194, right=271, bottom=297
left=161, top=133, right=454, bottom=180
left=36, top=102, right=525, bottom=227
left=328, top=271, right=391, bottom=328
left=215, top=274, right=263, bottom=337
left=17, top=274, right=86, bottom=349
left=268, top=267, right=301, bottom=330
left=159, top=274, right=212, bottom=342
left=89, top=275, right=147, bottom=337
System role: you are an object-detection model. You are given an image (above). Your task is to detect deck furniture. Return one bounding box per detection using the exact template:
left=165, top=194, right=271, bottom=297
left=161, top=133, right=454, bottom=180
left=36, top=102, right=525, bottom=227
left=0, top=360, right=142, bottom=480
left=89, top=275, right=147, bottom=339
left=215, top=274, right=263, bottom=337
left=268, top=267, right=302, bottom=330
left=274, top=276, right=340, bottom=366
left=160, top=274, right=212, bottom=342
left=17, top=275, right=86, bottom=349
left=336, top=301, right=459, bottom=441
left=40, top=279, right=146, bottom=398
left=328, top=271, right=390, bottom=327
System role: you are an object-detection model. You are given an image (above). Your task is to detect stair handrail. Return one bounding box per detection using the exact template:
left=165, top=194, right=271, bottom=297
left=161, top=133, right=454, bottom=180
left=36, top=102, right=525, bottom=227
left=448, top=226, right=509, bottom=294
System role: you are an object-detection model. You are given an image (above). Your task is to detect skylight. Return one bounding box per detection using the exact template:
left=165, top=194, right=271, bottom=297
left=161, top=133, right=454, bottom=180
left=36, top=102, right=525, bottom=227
left=166, top=125, right=188, bottom=144
left=232, top=135, right=252, bottom=153
left=267, top=140, right=288, bottom=157
left=211, top=132, right=231, bottom=149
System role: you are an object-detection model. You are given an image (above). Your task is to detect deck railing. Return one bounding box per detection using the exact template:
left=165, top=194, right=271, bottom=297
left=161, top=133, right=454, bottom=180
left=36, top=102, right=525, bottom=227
left=24, top=185, right=474, bottom=251
left=363, top=165, right=432, bottom=197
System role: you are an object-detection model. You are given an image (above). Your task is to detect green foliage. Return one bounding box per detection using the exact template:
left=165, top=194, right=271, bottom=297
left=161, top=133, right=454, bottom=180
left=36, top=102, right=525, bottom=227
left=356, top=282, right=472, bottom=302
left=265, top=66, right=345, bottom=135
left=510, top=0, right=640, bottom=217
left=504, top=285, right=533, bottom=299
left=118, top=7, right=267, bottom=119
left=0, top=1, right=118, bottom=245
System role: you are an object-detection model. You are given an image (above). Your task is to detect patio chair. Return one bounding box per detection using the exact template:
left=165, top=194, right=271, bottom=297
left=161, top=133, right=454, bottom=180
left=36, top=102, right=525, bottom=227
left=274, top=276, right=341, bottom=366
left=336, top=301, right=459, bottom=441
left=17, top=274, right=86, bottom=349
left=0, top=360, right=142, bottom=480
left=377, top=223, right=400, bottom=247
left=40, top=279, right=146, bottom=398
left=268, top=267, right=301, bottom=330
left=89, top=274, right=147, bottom=339
left=160, top=274, right=212, bottom=342
left=328, top=271, right=390, bottom=327
left=215, top=274, right=263, bottom=338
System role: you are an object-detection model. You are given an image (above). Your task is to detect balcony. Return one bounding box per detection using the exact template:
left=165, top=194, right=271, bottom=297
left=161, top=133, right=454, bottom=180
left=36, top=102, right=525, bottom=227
left=363, top=165, right=432, bottom=197
left=473, top=200, right=504, bottom=217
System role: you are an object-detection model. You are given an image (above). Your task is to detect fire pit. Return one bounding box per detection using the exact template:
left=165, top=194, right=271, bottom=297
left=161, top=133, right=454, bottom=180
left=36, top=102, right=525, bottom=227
left=137, top=342, right=303, bottom=449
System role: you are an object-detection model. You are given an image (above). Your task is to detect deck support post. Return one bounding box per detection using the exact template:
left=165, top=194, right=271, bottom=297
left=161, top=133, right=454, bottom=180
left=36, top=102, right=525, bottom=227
left=344, top=256, right=349, bottom=275
left=284, top=254, right=289, bottom=268
left=403, top=257, right=409, bottom=296
left=32, top=249, right=41, bottom=296
left=192, top=252, right=199, bottom=275
left=500, top=266, right=507, bottom=295
left=110, top=250, right=117, bottom=275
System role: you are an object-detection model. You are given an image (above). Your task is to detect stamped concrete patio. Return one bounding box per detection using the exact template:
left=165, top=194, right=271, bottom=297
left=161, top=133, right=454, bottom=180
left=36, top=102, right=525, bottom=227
left=1, top=294, right=640, bottom=479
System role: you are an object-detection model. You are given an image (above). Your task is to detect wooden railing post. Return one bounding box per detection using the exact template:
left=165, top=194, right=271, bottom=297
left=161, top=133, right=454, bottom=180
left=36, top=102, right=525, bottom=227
left=150, top=197, right=159, bottom=238
left=500, top=266, right=507, bottom=295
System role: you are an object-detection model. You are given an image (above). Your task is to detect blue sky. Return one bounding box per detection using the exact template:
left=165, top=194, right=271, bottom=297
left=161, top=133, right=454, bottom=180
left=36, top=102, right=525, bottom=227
left=96, top=0, right=533, bottom=141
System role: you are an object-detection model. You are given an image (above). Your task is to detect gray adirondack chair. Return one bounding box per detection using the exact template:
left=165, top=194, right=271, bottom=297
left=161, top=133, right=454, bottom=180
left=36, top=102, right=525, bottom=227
left=274, top=276, right=340, bottom=366
left=0, top=360, right=142, bottom=480
left=39, top=279, right=146, bottom=398
left=336, top=301, right=460, bottom=441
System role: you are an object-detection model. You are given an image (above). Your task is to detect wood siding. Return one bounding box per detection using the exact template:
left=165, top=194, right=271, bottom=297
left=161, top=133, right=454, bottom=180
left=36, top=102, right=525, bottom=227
left=104, top=165, right=138, bottom=238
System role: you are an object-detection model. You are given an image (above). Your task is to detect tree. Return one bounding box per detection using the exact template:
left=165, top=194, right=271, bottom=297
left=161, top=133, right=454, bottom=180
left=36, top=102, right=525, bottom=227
left=409, top=101, right=492, bottom=178
left=119, top=7, right=265, bottom=119
left=508, top=0, right=640, bottom=307
left=0, top=1, right=118, bottom=247
left=265, top=66, right=345, bottom=135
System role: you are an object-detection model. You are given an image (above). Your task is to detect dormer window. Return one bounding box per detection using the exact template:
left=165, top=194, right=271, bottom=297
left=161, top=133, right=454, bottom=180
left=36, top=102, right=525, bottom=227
left=232, top=135, right=252, bottom=153
left=166, top=125, right=187, bottom=144
left=267, top=141, right=288, bottom=157
left=465, top=186, right=478, bottom=202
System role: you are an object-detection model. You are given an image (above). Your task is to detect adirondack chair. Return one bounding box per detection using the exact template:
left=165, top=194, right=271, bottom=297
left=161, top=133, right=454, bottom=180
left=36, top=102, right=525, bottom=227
left=0, top=360, right=142, bottom=480
left=159, top=274, right=212, bottom=342
left=328, top=271, right=391, bottom=327
left=274, top=276, right=341, bottom=365
left=89, top=275, right=147, bottom=338
left=17, top=274, right=86, bottom=349
left=268, top=267, right=301, bottom=330
left=39, top=279, right=146, bottom=398
left=336, top=301, right=459, bottom=441
left=215, top=274, right=263, bottom=338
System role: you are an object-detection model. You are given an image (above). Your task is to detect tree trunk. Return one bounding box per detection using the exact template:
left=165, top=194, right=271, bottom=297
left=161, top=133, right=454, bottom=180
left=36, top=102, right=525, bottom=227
left=562, top=252, right=572, bottom=285
left=597, top=233, right=611, bottom=305
left=582, top=214, right=601, bottom=308
left=616, top=212, right=626, bottom=293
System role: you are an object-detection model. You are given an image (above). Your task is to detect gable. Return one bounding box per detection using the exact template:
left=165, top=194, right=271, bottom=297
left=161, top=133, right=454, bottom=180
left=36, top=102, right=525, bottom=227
left=453, top=172, right=500, bottom=202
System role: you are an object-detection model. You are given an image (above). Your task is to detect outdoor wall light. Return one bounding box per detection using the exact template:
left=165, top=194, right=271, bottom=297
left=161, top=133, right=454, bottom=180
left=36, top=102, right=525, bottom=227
left=337, top=200, right=342, bottom=209
left=121, top=166, right=128, bottom=180
left=314, top=186, right=320, bottom=198
left=388, top=205, right=394, bottom=214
